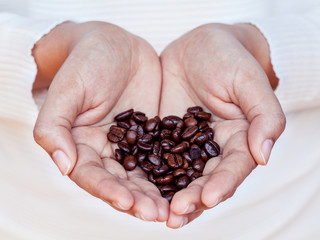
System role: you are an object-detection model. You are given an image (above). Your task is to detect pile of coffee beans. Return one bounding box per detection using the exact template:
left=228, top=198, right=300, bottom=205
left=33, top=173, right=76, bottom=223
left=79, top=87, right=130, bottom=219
left=107, top=106, right=220, bottom=202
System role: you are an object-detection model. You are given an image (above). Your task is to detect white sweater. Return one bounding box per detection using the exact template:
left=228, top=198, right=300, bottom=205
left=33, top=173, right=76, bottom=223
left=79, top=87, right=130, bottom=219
left=0, top=1, right=320, bottom=240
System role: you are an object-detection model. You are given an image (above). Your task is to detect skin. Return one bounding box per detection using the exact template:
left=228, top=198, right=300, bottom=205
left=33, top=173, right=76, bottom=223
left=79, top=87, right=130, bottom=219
left=32, top=21, right=286, bottom=228
left=159, top=23, right=286, bottom=228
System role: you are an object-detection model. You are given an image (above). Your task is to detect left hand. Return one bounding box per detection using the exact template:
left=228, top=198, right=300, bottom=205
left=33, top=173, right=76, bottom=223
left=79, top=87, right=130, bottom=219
left=159, top=23, right=286, bottom=228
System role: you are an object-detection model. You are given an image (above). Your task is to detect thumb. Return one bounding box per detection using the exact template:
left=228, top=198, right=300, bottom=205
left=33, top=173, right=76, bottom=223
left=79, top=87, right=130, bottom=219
left=33, top=77, right=83, bottom=175
left=237, top=74, right=286, bottom=165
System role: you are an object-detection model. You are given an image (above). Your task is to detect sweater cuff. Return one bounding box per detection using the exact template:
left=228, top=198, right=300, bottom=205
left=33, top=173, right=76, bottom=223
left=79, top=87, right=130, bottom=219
left=0, top=13, right=64, bottom=123
left=251, top=14, right=320, bottom=113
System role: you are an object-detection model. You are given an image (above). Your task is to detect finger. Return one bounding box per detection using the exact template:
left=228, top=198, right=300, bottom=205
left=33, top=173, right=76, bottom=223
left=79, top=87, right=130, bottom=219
left=33, top=68, right=84, bottom=175
left=166, top=210, right=189, bottom=229
left=235, top=69, right=286, bottom=165
left=69, top=144, right=134, bottom=210
left=201, top=130, right=256, bottom=207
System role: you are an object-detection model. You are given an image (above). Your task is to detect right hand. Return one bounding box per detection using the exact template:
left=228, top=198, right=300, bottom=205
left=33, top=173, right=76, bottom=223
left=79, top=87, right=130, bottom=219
left=33, top=21, right=169, bottom=222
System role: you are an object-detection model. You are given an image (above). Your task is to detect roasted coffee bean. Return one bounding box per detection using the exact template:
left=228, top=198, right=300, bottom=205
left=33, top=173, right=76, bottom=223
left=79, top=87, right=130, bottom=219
left=182, top=159, right=189, bottom=169
left=107, top=126, right=126, bottom=143
left=137, top=153, right=147, bottom=163
left=129, top=117, right=138, bottom=126
left=129, top=125, right=144, bottom=137
left=182, top=152, right=192, bottom=163
left=183, top=112, right=194, bottom=120
left=195, top=132, right=208, bottom=146
left=190, top=172, right=202, bottom=182
left=145, top=118, right=157, bottom=132
left=137, top=141, right=153, bottom=152
left=173, top=169, right=187, bottom=177
left=167, top=154, right=183, bottom=169
left=204, top=140, right=220, bottom=157
left=171, top=142, right=188, bottom=154
left=115, top=109, right=134, bottom=122
left=131, top=145, right=138, bottom=156
left=123, top=155, right=137, bottom=170
left=126, top=130, right=137, bottom=145
left=205, top=128, right=214, bottom=140
left=138, top=134, right=153, bottom=144
left=132, top=111, right=148, bottom=123
left=171, top=128, right=182, bottom=143
left=114, top=149, right=124, bottom=163
left=175, top=175, right=189, bottom=189
left=192, top=159, right=205, bottom=172
left=161, top=139, right=176, bottom=152
left=176, top=120, right=185, bottom=129
left=153, top=164, right=169, bottom=176
left=148, top=154, right=161, bottom=166
left=187, top=106, right=203, bottom=114
left=198, top=121, right=209, bottom=132
left=159, top=185, right=177, bottom=194
left=184, top=117, right=198, bottom=127
left=200, top=149, right=209, bottom=162
left=149, top=130, right=160, bottom=138
left=117, top=121, right=130, bottom=129
left=190, top=144, right=201, bottom=160
left=118, top=141, right=131, bottom=155
left=195, top=111, right=211, bottom=121
left=160, top=129, right=172, bottom=139
left=156, top=174, right=173, bottom=184
left=140, top=160, right=154, bottom=173
left=148, top=173, right=157, bottom=184
left=162, top=117, right=175, bottom=130
left=162, top=191, right=175, bottom=202
left=152, top=141, right=162, bottom=156
left=154, top=116, right=161, bottom=131
left=181, top=125, right=198, bottom=140
left=186, top=169, right=195, bottom=177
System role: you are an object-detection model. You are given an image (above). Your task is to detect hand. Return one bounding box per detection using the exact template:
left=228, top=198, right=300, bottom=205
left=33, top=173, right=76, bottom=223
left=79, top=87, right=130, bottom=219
left=33, top=21, right=169, bottom=221
left=159, top=23, right=286, bottom=228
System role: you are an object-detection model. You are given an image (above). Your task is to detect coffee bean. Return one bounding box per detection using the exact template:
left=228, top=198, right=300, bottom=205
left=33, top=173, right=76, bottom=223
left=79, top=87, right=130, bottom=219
left=137, top=141, right=153, bottom=152
left=107, top=126, right=126, bottom=143
left=171, top=128, right=182, bottom=143
left=181, top=125, right=198, bottom=140
left=162, top=191, right=175, bottom=202
left=132, top=111, right=148, bottom=123
left=198, top=121, right=209, bottom=132
left=154, top=116, right=161, bottom=131
left=153, top=164, right=169, bottom=176
left=182, top=152, right=192, bottom=163
left=167, top=154, right=183, bottom=169
left=204, top=140, right=220, bottom=157
left=173, top=169, right=187, bottom=177
left=186, top=169, right=195, bottom=177
left=182, top=158, right=189, bottom=169
left=160, top=129, right=172, bottom=139
left=129, top=125, right=144, bottom=138
left=152, top=141, right=162, bottom=157
left=118, top=141, right=131, bottom=155
left=137, top=153, right=147, bottom=163
left=175, top=175, right=189, bottom=189
left=190, top=144, right=201, bottom=160
left=145, top=118, right=157, bottom=132
left=148, top=154, right=161, bottom=166
left=131, top=145, right=138, bottom=156
left=115, top=109, right=134, bottom=122
left=162, top=117, right=175, bottom=130
left=123, top=155, right=137, bottom=170
left=140, top=160, right=154, bottom=173
left=195, top=132, right=208, bottom=146
left=156, top=174, right=173, bottom=184
left=117, top=121, right=130, bottom=129
left=148, top=173, right=157, bottom=184
left=187, top=106, right=203, bottom=114
left=200, top=149, right=209, bottom=162
left=205, top=128, right=214, bottom=140
left=159, top=185, right=177, bottom=194
left=161, top=139, right=176, bottom=152
left=192, top=159, right=205, bottom=172
left=126, top=130, right=137, bottom=145
left=171, top=142, right=188, bottom=154
left=114, top=149, right=124, bottom=163
left=195, top=111, right=211, bottom=121
left=184, top=117, right=198, bottom=127
left=190, top=172, right=202, bottom=182
left=138, top=134, right=153, bottom=144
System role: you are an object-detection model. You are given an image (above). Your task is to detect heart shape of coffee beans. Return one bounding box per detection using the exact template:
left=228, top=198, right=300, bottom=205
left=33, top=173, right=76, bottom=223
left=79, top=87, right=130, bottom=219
left=107, top=106, right=220, bottom=202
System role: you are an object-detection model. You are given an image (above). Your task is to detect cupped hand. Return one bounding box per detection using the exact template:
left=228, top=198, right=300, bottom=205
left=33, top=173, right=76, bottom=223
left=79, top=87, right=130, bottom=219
left=33, top=21, right=169, bottom=221
left=159, top=23, right=286, bottom=228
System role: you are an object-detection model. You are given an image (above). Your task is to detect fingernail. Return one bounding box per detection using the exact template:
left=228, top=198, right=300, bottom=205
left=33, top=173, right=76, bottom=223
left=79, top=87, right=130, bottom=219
left=208, top=197, right=221, bottom=208
left=52, top=150, right=71, bottom=176
left=135, top=212, right=147, bottom=221
left=179, top=217, right=188, bottom=228
left=181, top=204, right=196, bottom=214
left=260, top=139, right=274, bottom=165
left=112, top=201, right=128, bottom=210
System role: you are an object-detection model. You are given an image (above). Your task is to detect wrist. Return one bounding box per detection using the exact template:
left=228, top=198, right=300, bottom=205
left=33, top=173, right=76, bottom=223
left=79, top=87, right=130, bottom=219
left=230, top=23, right=279, bottom=90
